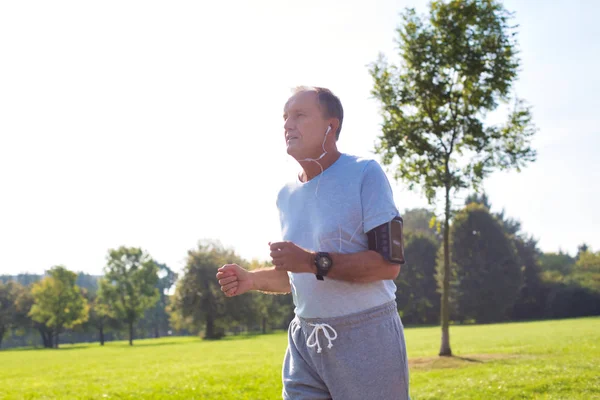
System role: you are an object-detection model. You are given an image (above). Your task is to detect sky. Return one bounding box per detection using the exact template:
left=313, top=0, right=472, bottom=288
left=1, top=0, right=598, bottom=276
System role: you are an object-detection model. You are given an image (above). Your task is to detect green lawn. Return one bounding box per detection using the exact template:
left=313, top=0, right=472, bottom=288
left=1, top=317, right=599, bottom=399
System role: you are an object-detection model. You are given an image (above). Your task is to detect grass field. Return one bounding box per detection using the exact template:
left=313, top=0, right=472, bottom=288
left=1, top=317, right=599, bottom=399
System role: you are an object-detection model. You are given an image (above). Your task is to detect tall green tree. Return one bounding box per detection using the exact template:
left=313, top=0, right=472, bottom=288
left=369, top=0, right=536, bottom=355
left=100, top=247, right=159, bottom=346
left=28, top=266, right=89, bottom=348
left=450, top=204, right=522, bottom=322
left=0, top=281, right=24, bottom=349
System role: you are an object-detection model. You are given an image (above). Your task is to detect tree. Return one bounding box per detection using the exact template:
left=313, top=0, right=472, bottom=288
left=167, top=290, right=196, bottom=335
left=245, top=260, right=294, bottom=334
left=395, top=233, right=440, bottom=324
left=12, top=287, right=53, bottom=348
left=510, top=236, right=546, bottom=320
left=83, top=289, right=121, bottom=346
left=99, top=247, right=159, bottom=346
left=450, top=204, right=522, bottom=323
left=28, top=266, right=89, bottom=348
left=0, top=281, right=24, bottom=349
left=464, top=192, right=546, bottom=320
left=141, top=262, right=177, bottom=338
left=369, top=0, right=536, bottom=355
left=173, top=241, right=249, bottom=339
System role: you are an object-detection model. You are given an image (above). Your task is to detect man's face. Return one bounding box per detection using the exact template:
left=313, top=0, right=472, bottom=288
left=283, top=91, right=330, bottom=159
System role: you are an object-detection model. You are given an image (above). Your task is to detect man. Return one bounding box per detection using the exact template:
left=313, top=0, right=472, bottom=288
left=216, top=87, right=410, bottom=399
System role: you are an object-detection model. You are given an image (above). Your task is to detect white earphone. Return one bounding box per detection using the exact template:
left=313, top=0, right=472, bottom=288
left=297, top=124, right=333, bottom=194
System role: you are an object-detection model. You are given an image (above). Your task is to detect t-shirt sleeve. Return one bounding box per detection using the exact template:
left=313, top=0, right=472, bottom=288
left=361, top=160, right=400, bottom=233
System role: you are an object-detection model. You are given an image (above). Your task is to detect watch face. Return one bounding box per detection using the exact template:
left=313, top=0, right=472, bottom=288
left=318, top=254, right=332, bottom=269
left=320, top=257, right=331, bottom=268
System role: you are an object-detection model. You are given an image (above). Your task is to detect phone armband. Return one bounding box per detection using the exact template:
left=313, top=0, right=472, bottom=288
left=367, top=216, right=405, bottom=264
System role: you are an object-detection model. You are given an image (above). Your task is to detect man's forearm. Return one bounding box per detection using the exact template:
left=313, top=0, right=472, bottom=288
left=325, top=250, right=400, bottom=283
left=251, top=267, right=291, bottom=294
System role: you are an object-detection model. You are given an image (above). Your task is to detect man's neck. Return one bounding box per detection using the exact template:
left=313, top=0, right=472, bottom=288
left=297, top=149, right=342, bottom=182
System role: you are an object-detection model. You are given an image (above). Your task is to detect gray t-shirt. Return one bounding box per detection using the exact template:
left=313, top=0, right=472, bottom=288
left=276, top=153, right=400, bottom=318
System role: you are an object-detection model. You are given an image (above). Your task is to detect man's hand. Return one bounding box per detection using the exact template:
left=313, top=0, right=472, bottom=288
left=216, top=264, right=254, bottom=297
left=269, top=241, right=316, bottom=274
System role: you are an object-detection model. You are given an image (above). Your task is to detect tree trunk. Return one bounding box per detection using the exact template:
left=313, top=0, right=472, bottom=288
left=155, top=325, right=160, bottom=339
left=262, top=317, right=267, bottom=334
left=99, top=327, right=105, bottom=346
left=0, top=327, right=4, bottom=349
left=439, top=183, right=452, bottom=357
left=40, top=328, right=54, bottom=348
left=55, top=331, right=60, bottom=349
left=129, top=321, right=134, bottom=346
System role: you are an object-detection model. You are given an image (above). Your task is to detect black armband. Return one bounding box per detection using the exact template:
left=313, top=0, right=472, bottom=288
left=367, top=216, right=405, bottom=264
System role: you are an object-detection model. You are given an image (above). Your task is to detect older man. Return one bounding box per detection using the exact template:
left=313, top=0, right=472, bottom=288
left=217, top=86, right=410, bottom=400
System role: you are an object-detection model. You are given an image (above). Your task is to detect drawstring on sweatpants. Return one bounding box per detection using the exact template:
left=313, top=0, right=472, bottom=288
left=306, top=323, right=338, bottom=353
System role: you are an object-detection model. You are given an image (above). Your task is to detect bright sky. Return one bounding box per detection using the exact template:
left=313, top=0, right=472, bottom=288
left=1, top=0, right=598, bottom=276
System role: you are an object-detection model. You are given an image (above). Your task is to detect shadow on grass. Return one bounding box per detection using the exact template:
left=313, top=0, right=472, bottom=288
left=112, top=340, right=185, bottom=348
left=453, top=355, right=484, bottom=363
left=220, top=333, right=267, bottom=341
left=2, top=339, right=192, bottom=352
left=0, top=332, right=287, bottom=352
left=1, top=346, right=48, bottom=352
left=1, top=344, right=92, bottom=352
left=409, top=354, right=523, bottom=370
left=216, top=330, right=287, bottom=342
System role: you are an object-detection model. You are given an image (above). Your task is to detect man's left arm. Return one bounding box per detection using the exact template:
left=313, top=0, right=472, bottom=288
left=269, top=242, right=400, bottom=283
left=326, top=250, right=400, bottom=283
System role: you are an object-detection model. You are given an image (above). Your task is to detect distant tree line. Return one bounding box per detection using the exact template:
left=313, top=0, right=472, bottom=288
left=0, top=247, right=177, bottom=349
left=0, top=243, right=295, bottom=349
left=1, top=195, right=599, bottom=350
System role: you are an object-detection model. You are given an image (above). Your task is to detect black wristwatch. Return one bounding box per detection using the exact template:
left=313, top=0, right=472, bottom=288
left=314, top=252, right=333, bottom=281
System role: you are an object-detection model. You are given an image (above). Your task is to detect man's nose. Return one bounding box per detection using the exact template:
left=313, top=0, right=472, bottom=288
left=284, top=117, right=295, bottom=132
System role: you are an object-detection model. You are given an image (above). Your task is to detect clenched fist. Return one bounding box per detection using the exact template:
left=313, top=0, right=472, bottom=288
left=269, top=241, right=316, bottom=274
left=216, top=264, right=254, bottom=297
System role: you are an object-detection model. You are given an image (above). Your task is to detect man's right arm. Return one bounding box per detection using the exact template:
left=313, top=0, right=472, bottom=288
left=216, top=264, right=291, bottom=297
left=251, top=267, right=292, bottom=294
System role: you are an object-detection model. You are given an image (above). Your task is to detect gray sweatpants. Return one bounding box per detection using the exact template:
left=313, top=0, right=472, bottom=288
left=282, top=301, right=410, bottom=400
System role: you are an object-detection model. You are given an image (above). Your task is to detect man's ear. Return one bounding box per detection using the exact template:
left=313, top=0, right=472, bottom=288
left=329, top=119, right=341, bottom=139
